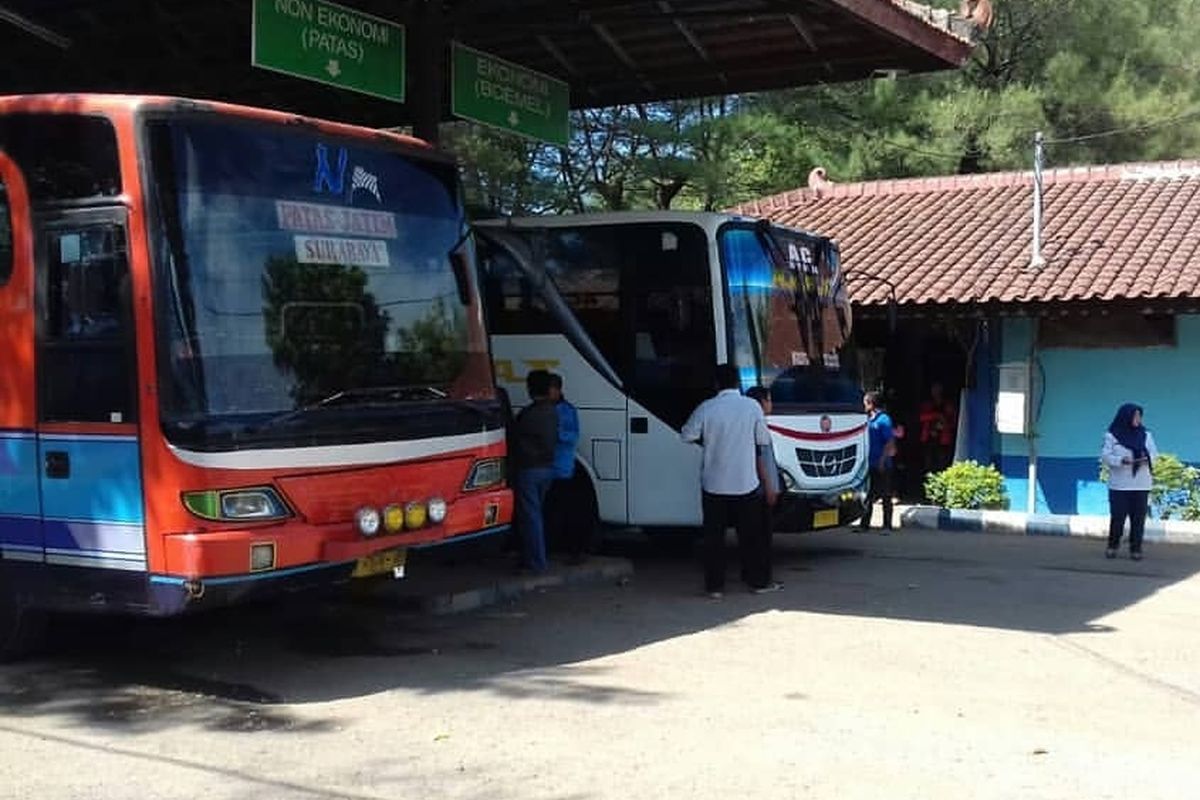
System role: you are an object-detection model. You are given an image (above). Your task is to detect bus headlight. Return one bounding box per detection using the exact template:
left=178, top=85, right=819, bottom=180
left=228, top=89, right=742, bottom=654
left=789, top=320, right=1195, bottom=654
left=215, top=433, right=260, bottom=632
left=355, top=506, right=382, bottom=537
left=404, top=501, right=428, bottom=529
left=464, top=458, right=505, bottom=490
left=383, top=504, right=406, bottom=533
left=427, top=497, right=448, bottom=524
left=183, top=487, right=290, bottom=522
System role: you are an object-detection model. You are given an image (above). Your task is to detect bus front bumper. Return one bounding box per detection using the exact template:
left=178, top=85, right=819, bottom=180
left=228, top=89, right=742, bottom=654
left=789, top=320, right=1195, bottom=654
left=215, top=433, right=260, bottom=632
left=773, top=481, right=868, bottom=533
left=149, top=488, right=513, bottom=614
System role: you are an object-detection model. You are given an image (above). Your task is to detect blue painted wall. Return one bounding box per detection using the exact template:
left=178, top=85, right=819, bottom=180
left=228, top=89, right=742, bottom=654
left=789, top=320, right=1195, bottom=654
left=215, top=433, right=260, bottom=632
left=997, top=314, right=1200, bottom=515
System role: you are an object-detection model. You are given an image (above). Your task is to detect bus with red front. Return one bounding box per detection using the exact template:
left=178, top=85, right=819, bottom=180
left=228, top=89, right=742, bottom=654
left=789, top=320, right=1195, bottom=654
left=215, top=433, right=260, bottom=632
left=0, top=95, right=512, bottom=656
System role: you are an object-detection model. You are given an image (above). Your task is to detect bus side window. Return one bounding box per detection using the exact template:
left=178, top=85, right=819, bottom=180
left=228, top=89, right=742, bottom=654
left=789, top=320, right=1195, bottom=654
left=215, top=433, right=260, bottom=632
left=40, top=224, right=137, bottom=424
left=477, top=238, right=557, bottom=335
left=0, top=177, right=11, bottom=285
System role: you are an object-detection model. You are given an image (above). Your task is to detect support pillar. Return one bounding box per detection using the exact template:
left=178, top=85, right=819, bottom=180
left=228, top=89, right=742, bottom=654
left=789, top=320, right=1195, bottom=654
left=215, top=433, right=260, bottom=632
left=408, top=0, right=447, bottom=145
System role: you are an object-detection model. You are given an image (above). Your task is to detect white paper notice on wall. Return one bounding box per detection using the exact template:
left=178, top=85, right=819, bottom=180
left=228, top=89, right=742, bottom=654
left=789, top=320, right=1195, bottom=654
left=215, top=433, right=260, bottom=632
left=996, top=363, right=1029, bottom=435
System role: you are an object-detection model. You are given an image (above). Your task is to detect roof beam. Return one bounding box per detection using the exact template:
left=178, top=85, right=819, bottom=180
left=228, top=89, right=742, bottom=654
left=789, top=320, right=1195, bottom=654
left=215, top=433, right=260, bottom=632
left=537, top=32, right=600, bottom=99
left=0, top=5, right=71, bottom=49
left=787, top=13, right=835, bottom=75
left=591, top=22, right=654, bottom=93
left=658, top=0, right=726, bottom=87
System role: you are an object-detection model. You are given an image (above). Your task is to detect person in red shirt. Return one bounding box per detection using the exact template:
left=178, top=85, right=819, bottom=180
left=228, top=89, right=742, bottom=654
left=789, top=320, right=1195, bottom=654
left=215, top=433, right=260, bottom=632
left=918, top=382, right=957, bottom=478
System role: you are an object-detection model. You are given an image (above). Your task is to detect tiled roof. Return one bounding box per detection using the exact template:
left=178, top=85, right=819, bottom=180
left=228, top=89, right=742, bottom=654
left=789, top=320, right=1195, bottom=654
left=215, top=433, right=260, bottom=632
left=731, top=161, right=1200, bottom=307
left=890, top=0, right=975, bottom=43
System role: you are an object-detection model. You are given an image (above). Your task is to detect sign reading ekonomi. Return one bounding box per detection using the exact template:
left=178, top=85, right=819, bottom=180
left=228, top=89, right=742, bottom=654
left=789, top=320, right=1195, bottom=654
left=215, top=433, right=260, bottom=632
left=253, top=0, right=405, bottom=103
left=451, top=42, right=569, bottom=147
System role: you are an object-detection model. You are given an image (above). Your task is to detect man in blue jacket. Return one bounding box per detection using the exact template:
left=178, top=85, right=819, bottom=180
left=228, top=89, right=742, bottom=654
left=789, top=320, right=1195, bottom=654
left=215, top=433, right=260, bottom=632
left=545, top=373, right=586, bottom=563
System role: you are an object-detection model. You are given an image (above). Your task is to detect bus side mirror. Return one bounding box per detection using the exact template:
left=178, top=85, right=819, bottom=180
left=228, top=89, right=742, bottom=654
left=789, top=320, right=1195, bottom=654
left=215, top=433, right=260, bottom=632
left=450, top=248, right=472, bottom=306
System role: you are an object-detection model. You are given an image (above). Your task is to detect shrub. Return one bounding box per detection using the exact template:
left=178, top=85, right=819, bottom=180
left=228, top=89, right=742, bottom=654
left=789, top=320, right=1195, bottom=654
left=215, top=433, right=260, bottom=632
left=1101, top=452, right=1200, bottom=521
left=924, top=460, right=1009, bottom=510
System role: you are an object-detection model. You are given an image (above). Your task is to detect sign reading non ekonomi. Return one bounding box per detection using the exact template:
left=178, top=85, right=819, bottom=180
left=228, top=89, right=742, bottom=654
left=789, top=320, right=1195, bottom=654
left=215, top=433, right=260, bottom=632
left=451, top=43, right=569, bottom=147
left=252, top=0, right=405, bottom=102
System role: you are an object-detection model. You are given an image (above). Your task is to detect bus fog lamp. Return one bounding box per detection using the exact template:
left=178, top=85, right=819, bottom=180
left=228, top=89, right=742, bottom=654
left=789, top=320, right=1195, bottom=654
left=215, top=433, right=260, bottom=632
left=427, top=497, right=448, bottom=524
left=383, top=504, right=405, bottom=533
left=250, top=543, right=276, bottom=572
left=404, top=501, right=427, bottom=529
left=355, top=506, right=382, bottom=537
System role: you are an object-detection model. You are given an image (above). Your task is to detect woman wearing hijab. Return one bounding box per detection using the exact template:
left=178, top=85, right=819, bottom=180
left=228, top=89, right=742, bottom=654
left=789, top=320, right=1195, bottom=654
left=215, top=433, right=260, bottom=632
left=1101, top=404, right=1158, bottom=560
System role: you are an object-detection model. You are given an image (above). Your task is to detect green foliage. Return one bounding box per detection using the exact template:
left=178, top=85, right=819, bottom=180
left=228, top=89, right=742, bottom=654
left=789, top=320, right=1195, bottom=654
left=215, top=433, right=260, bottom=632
left=924, top=461, right=1009, bottom=510
left=444, top=0, right=1200, bottom=212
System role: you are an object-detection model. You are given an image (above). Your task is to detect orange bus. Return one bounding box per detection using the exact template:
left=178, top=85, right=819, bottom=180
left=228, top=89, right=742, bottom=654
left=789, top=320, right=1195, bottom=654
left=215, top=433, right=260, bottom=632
left=0, top=95, right=512, bottom=656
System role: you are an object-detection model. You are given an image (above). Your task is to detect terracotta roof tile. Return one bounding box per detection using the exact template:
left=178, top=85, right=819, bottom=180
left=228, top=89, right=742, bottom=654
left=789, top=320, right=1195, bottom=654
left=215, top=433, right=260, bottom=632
left=731, top=161, right=1200, bottom=307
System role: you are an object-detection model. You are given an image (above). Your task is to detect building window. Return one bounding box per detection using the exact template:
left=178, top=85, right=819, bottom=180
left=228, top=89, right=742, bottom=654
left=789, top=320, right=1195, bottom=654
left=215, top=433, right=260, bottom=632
left=1037, top=313, right=1176, bottom=349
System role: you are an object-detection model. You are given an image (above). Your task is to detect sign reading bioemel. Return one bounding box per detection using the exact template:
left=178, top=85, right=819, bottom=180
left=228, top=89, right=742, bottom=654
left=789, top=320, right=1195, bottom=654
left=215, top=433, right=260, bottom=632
left=451, top=42, right=569, bottom=147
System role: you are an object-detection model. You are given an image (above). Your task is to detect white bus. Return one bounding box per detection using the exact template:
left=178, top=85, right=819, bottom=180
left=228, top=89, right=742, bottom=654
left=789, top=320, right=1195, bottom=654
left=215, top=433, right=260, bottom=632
left=475, top=211, right=868, bottom=535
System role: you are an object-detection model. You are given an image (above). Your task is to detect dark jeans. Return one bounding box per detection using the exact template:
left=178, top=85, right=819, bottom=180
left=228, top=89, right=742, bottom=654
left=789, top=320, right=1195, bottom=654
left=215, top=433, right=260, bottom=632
left=516, top=466, right=556, bottom=572
left=863, top=465, right=894, bottom=529
left=1108, top=489, right=1149, bottom=554
left=546, top=472, right=592, bottom=558
left=702, top=490, right=770, bottom=592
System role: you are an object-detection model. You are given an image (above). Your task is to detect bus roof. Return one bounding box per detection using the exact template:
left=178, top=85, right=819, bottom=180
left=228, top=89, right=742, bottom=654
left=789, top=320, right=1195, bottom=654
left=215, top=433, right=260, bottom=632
left=0, top=93, right=433, bottom=154
left=475, top=209, right=835, bottom=243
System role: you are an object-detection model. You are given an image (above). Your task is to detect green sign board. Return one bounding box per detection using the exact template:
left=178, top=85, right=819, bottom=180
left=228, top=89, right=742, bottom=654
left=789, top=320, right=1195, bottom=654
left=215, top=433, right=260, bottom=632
left=252, top=0, right=405, bottom=103
left=451, top=43, right=570, bottom=147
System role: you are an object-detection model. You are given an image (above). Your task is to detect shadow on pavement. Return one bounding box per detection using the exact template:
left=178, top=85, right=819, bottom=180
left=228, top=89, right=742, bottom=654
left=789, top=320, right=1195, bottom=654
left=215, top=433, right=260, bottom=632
left=2, top=528, right=1198, bottom=732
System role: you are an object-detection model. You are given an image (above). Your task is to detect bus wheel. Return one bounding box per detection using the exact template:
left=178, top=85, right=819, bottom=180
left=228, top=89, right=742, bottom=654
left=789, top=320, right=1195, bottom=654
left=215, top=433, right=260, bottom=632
left=0, top=593, right=44, bottom=662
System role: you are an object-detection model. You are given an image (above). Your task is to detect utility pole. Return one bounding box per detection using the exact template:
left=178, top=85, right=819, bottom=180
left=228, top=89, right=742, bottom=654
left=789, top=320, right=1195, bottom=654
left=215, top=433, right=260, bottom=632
left=1030, top=131, right=1045, bottom=270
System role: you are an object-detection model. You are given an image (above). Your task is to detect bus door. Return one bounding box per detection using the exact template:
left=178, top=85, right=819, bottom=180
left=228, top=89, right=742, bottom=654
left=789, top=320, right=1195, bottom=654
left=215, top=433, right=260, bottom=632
left=0, top=152, right=42, bottom=567
left=623, top=225, right=716, bottom=527
left=34, top=208, right=146, bottom=575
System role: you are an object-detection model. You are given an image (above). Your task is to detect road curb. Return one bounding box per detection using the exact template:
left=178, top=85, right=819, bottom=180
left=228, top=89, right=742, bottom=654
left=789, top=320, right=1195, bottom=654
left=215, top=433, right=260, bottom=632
left=900, top=505, right=1200, bottom=545
left=397, top=557, right=634, bottom=615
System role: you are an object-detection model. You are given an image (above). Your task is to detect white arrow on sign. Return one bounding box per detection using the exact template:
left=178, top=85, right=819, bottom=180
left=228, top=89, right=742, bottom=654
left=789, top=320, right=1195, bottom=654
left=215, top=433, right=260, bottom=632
left=507, top=110, right=520, bottom=127
left=326, top=59, right=342, bottom=78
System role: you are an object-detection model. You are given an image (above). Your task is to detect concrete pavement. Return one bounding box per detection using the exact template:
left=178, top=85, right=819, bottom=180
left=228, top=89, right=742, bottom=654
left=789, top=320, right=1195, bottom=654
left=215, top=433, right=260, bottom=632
left=2, top=529, right=1199, bottom=799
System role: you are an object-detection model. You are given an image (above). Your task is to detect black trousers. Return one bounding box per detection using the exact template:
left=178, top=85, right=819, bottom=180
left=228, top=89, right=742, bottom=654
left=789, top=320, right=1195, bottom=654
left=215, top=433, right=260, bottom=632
left=702, top=490, right=769, bottom=592
left=546, top=475, right=591, bottom=557
left=1108, top=489, right=1149, bottom=554
left=864, top=465, right=895, bottom=529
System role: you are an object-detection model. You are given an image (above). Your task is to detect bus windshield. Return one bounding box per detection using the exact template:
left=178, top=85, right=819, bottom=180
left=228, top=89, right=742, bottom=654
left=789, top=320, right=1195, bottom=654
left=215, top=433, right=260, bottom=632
left=719, top=224, right=860, bottom=409
left=145, top=118, right=493, bottom=449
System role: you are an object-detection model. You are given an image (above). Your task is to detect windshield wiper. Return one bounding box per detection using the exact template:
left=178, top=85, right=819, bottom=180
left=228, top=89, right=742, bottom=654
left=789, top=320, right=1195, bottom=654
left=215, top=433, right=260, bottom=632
left=251, top=385, right=450, bottom=432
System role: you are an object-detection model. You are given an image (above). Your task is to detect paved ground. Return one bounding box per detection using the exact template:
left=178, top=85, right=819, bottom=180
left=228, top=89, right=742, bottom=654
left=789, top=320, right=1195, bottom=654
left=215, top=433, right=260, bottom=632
left=2, top=529, right=1199, bottom=800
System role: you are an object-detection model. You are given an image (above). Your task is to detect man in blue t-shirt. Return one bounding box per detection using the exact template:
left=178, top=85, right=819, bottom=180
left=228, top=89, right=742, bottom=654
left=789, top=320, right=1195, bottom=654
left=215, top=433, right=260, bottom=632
left=859, top=391, right=896, bottom=533
left=545, top=373, right=587, bottom=563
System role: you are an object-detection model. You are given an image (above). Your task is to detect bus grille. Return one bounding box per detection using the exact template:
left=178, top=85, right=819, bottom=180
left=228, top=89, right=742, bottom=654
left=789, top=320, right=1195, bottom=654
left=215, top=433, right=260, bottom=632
left=795, top=445, right=858, bottom=478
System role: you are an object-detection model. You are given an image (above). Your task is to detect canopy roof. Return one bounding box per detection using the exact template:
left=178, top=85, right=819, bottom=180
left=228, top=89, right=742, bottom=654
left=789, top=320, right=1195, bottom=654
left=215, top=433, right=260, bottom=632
left=0, top=0, right=974, bottom=128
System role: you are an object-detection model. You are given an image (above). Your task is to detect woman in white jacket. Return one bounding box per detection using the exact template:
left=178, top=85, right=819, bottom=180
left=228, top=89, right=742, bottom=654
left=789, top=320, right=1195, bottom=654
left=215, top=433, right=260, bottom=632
left=1101, top=403, right=1158, bottom=560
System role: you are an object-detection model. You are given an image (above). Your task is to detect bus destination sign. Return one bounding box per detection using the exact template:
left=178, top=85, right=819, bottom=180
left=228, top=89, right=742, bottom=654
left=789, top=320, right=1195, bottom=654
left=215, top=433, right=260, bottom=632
left=451, top=42, right=569, bottom=147
left=252, top=0, right=406, bottom=103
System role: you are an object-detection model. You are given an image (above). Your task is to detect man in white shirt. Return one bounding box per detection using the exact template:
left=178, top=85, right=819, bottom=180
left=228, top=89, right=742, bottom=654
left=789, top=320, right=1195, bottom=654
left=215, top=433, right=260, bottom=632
left=681, top=365, right=783, bottom=597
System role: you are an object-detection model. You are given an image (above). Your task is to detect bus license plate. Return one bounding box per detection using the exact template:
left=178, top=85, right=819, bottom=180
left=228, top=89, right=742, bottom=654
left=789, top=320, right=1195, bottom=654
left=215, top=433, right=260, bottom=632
left=813, top=509, right=840, bottom=529
left=352, top=547, right=407, bottom=578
